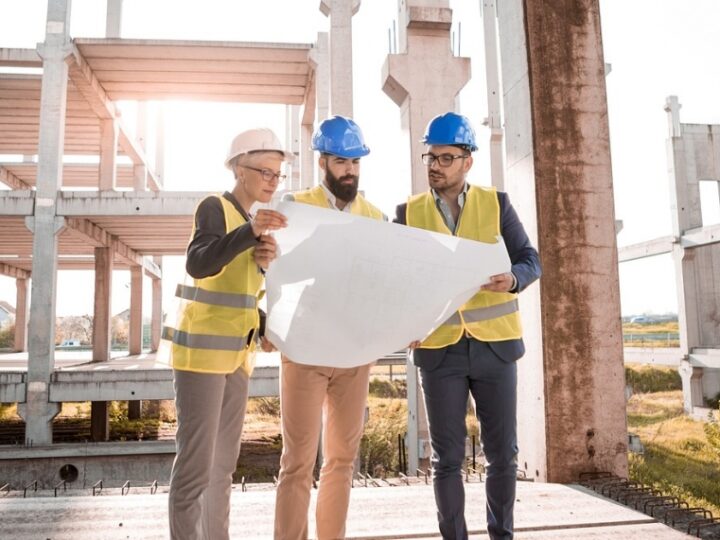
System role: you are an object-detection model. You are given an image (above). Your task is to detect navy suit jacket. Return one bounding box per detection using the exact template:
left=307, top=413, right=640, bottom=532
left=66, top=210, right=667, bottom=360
left=394, top=189, right=541, bottom=370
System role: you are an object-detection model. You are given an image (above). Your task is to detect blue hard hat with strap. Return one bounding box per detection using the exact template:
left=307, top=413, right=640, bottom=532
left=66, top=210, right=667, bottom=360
left=312, top=116, right=370, bottom=158
left=422, top=112, right=478, bottom=152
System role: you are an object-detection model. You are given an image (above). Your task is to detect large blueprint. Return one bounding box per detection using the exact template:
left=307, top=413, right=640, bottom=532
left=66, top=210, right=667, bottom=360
left=265, top=201, right=511, bottom=368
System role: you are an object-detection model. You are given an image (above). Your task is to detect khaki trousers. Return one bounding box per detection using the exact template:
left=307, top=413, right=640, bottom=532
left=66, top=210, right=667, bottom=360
left=168, top=368, right=249, bottom=540
left=274, top=356, right=371, bottom=540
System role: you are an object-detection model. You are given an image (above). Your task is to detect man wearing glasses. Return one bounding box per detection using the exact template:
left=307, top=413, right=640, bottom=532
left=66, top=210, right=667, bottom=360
left=394, top=112, right=541, bottom=540
left=274, top=116, right=386, bottom=540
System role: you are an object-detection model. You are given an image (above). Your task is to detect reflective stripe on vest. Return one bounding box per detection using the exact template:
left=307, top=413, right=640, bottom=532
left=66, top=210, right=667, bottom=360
left=175, top=284, right=257, bottom=309
left=407, top=186, right=522, bottom=347
left=163, top=326, right=253, bottom=352
left=292, top=185, right=384, bottom=220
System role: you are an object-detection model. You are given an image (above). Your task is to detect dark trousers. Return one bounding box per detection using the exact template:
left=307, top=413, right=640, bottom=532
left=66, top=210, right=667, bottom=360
left=419, top=337, right=518, bottom=540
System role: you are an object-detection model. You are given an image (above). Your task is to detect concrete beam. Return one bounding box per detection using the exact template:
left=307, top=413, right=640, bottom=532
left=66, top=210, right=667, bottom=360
left=0, top=165, right=33, bottom=190
left=0, top=191, right=36, bottom=215
left=0, top=373, right=25, bottom=403
left=0, top=262, right=30, bottom=279
left=0, top=48, right=42, bottom=67
left=57, top=191, right=206, bottom=216
left=681, top=223, right=720, bottom=248
left=623, top=348, right=683, bottom=367
left=617, top=236, right=675, bottom=262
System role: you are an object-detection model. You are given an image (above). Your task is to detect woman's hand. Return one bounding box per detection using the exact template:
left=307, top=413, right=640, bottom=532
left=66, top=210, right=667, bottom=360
left=260, top=336, right=277, bottom=353
left=253, top=235, right=279, bottom=269
left=251, top=209, right=287, bottom=237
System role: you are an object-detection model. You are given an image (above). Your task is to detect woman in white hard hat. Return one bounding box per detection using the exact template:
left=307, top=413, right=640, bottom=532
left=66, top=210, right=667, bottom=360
left=165, top=128, right=290, bottom=540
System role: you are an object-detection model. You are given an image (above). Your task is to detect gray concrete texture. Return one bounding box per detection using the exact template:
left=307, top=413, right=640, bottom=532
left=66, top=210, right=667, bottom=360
left=0, top=482, right=693, bottom=540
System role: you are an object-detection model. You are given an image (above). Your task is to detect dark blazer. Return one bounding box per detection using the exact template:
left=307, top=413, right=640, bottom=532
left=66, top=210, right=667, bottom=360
left=394, top=189, right=541, bottom=370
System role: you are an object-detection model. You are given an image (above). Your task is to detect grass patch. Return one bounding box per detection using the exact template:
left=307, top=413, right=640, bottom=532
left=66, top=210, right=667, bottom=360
left=628, top=392, right=720, bottom=517
left=625, top=365, right=681, bottom=394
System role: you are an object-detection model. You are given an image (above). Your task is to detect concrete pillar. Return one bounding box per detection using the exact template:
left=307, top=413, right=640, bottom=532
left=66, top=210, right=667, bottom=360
left=286, top=105, right=301, bottom=190
left=19, top=0, right=72, bottom=446
left=480, top=0, right=506, bottom=190
left=382, top=0, right=471, bottom=195
left=498, top=0, right=627, bottom=482
left=300, top=122, right=314, bottom=190
left=154, top=104, right=165, bottom=190
left=133, top=101, right=148, bottom=191
left=664, top=96, right=719, bottom=410
left=315, top=32, right=330, bottom=122
left=14, top=277, right=29, bottom=352
left=105, top=0, right=122, bottom=38
left=129, top=266, right=143, bottom=355
left=319, top=0, right=359, bottom=117
left=91, top=246, right=113, bottom=441
left=150, top=257, right=162, bottom=352
left=99, top=118, right=118, bottom=191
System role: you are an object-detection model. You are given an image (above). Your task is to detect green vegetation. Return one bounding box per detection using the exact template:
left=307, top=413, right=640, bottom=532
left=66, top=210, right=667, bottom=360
left=623, top=321, right=679, bottom=348
left=625, top=365, right=682, bottom=394
left=628, top=390, right=720, bottom=517
left=0, top=324, right=14, bottom=348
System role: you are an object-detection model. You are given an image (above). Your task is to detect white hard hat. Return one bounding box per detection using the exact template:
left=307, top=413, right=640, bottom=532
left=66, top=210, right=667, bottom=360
left=224, top=128, right=294, bottom=169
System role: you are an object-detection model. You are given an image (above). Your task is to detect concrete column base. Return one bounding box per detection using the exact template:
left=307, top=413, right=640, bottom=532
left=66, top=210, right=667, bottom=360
left=679, top=360, right=705, bottom=413
left=18, top=393, right=60, bottom=446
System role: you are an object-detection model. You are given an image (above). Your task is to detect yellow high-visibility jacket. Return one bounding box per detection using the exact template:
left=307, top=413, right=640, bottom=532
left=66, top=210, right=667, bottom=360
left=164, top=195, right=262, bottom=375
left=293, top=185, right=384, bottom=220
left=407, top=185, right=522, bottom=348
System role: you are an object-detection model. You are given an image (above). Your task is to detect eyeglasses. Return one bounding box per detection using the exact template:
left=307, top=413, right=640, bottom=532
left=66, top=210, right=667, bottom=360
left=241, top=165, right=287, bottom=183
left=421, top=153, right=469, bottom=168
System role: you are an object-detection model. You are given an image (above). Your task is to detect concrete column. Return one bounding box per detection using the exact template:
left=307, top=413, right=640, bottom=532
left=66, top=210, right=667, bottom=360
left=315, top=32, right=330, bottom=124
left=300, top=122, right=314, bottom=190
left=154, top=104, right=165, bottom=190
left=99, top=118, right=118, bottom=191
left=129, top=266, right=143, bottom=355
left=91, top=246, right=113, bottom=441
left=500, top=0, right=627, bottom=482
left=133, top=101, right=148, bottom=191
left=319, top=0, right=359, bottom=117
left=105, top=0, right=122, bottom=38
left=480, top=0, right=506, bottom=190
left=19, top=0, right=72, bottom=446
left=150, top=257, right=162, bottom=352
left=382, top=0, right=471, bottom=195
left=14, top=277, right=29, bottom=352
left=285, top=105, right=301, bottom=190
left=679, top=361, right=705, bottom=413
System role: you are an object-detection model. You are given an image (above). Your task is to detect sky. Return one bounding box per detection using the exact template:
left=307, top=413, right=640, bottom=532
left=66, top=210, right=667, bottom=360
left=0, top=0, right=719, bottom=320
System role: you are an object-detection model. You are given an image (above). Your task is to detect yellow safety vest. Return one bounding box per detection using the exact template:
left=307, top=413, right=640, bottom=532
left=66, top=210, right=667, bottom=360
left=407, top=185, right=522, bottom=348
left=163, top=195, right=263, bottom=375
left=292, top=185, right=385, bottom=220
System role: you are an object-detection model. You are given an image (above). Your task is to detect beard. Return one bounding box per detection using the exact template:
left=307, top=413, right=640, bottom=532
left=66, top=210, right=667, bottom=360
left=325, top=168, right=359, bottom=203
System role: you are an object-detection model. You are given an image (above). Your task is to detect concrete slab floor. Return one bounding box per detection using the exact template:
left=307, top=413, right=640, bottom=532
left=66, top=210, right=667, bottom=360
left=0, top=481, right=693, bottom=539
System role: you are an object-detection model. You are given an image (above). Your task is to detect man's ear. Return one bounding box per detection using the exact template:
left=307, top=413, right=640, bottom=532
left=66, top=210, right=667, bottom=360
left=464, top=155, right=474, bottom=173
left=318, top=155, right=327, bottom=172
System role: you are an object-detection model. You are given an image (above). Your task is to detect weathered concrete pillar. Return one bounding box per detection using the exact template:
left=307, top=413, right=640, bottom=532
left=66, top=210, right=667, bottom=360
left=319, top=0, right=359, bottom=117
left=382, top=0, right=471, bottom=195
left=105, top=0, right=122, bottom=38
left=498, top=0, right=627, bottom=482
left=382, top=0, right=471, bottom=473
left=150, top=257, right=162, bottom=352
left=99, top=118, right=118, bottom=191
left=14, top=277, right=29, bottom=352
left=19, top=0, right=72, bottom=446
left=129, top=266, right=143, bottom=356
left=91, top=246, right=113, bottom=441
left=665, top=96, right=720, bottom=411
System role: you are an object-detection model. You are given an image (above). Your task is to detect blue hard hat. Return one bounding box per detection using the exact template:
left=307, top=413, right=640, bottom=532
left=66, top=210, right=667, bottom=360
left=312, top=116, right=370, bottom=158
left=421, top=112, right=478, bottom=152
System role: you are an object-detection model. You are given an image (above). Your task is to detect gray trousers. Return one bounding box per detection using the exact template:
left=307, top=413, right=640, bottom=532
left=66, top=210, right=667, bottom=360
left=168, top=368, right=250, bottom=540
left=420, top=337, right=518, bottom=540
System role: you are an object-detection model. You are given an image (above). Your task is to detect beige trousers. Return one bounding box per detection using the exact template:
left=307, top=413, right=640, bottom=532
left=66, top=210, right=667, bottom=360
left=274, top=356, right=371, bottom=540
left=168, top=367, right=249, bottom=540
